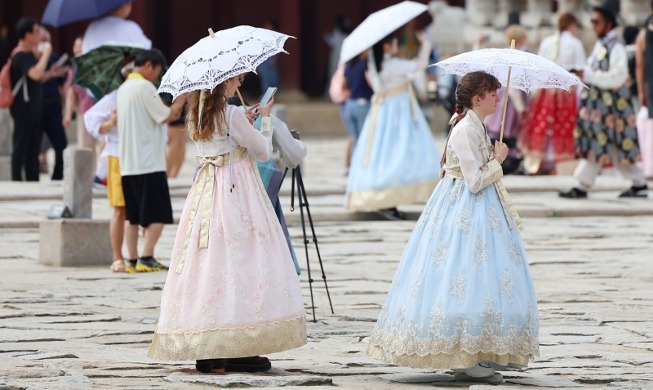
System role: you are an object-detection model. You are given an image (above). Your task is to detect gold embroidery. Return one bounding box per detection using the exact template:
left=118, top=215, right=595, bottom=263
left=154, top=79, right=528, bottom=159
left=489, top=207, right=502, bottom=236
left=367, top=298, right=539, bottom=369
left=434, top=242, right=447, bottom=270
left=500, top=269, right=515, bottom=303
left=456, top=209, right=471, bottom=237
left=510, top=240, right=522, bottom=267
left=451, top=271, right=467, bottom=304
left=427, top=301, right=450, bottom=336
left=149, top=316, right=307, bottom=360
left=474, top=238, right=489, bottom=268
left=347, top=180, right=437, bottom=211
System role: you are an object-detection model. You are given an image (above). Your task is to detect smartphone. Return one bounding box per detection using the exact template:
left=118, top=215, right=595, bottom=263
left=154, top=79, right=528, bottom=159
left=54, top=53, right=69, bottom=68
left=258, top=87, right=277, bottom=111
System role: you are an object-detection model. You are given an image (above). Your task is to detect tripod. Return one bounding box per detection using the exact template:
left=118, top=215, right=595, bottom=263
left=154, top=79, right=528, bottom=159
left=281, top=164, right=334, bottom=322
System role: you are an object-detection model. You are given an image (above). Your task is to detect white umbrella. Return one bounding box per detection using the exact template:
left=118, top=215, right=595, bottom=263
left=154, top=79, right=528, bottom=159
left=159, top=25, right=293, bottom=100
left=339, top=1, right=428, bottom=64
left=434, top=41, right=586, bottom=140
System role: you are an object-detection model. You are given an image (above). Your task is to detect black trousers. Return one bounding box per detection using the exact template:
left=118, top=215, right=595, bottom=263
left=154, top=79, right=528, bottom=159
left=10, top=104, right=42, bottom=181
left=41, top=100, right=68, bottom=180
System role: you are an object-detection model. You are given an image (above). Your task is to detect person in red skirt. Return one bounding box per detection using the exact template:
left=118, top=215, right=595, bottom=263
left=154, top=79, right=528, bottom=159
left=520, top=13, right=586, bottom=175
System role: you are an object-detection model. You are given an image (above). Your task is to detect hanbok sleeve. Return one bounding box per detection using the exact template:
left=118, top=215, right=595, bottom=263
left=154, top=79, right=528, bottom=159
left=450, top=123, right=503, bottom=193
left=229, top=109, right=273, bottom=161
left=271, top=115, right=306, bottom=168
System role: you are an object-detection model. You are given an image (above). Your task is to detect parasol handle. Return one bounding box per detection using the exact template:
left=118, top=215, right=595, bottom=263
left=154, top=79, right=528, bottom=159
left=235, top=88, right=247, bottom=108
left=499, top=39, right=516, bottom=143
left=208, top=28, right=216, bottom=38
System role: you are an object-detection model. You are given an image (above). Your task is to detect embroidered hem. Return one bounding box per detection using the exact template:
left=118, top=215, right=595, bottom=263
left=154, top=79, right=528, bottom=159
left=367, top=343, right=532, bottom=369
left=148, top=316, right=307, bottom=361
left=346, top=180, right=438, bottom=211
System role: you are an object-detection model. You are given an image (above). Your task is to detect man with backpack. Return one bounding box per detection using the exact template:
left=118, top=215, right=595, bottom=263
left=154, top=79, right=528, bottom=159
left=6, top=18, right=65, bottom=181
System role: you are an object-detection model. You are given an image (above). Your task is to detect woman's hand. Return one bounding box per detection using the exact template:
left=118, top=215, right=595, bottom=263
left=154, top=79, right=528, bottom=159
left=258, top=98, right=274, bottom=117
left=493, top=140, right=509, bottom=164
left=245, top=104, right=260, bottom=124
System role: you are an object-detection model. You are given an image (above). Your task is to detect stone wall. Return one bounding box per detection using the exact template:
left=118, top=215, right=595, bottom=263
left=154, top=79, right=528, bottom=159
left=429, top=0, right=652, bottom=56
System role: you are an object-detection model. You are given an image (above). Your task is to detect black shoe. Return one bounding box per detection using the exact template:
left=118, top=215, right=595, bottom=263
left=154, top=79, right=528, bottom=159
left=559, top=187, right=587, bottom=199
left=618, top=185, right=648, bottom=198
left=195, top=359, right=225, bottom=373
left=225, top=356, right=271, bottom=373
left=377, top=208, right=406, bottom=221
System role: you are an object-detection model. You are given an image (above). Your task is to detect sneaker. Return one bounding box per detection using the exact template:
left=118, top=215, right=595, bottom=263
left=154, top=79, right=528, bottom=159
left=136, top=257, right=169, bottom=272
left=225, top=356, right=271, bottom=373
left=126, top=259, right=138, bottom=274
left=559, top=187, right=587, bottom=199
left=618, top=184, right=648, bottom=198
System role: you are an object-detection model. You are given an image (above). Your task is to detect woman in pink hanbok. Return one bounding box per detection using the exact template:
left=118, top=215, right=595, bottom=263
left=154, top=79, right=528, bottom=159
left=148, top=75, right=307, bottom=373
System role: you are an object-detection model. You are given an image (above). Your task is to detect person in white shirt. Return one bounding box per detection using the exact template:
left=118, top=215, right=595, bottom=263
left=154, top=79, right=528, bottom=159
left=520, top=13, right=586, bottom=175
left=117, top=49, right=183, bottom=272
left=82, top=1, right=151, bottom=54
left=560, top=0, right=648, bottom=199
left=78, top=1, right=152, bottom=186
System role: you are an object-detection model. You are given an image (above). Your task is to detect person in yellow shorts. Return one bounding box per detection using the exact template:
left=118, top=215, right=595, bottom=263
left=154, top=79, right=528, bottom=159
left=85, top=90, right=134, bottom=272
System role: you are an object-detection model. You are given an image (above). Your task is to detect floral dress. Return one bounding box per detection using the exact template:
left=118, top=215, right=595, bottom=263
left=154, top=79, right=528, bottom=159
left=148, top=106, right=306, bottom=361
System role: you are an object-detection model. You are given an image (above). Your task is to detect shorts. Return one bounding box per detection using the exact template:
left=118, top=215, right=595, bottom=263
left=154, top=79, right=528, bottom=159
left=107, top=156, right=125, bottom=207
left=121, top=171, right=173, bottom=227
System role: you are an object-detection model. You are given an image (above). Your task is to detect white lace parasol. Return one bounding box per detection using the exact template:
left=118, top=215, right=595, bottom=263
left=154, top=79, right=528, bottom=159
left=435, top=43, right=586, bottom=140
left=159, top=25, right=293, bottom=100
left=434, top=47, right=586, bottom=94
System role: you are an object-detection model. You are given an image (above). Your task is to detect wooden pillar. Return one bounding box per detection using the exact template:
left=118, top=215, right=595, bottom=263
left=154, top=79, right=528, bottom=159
left=278, top=0, right=301, bottom=90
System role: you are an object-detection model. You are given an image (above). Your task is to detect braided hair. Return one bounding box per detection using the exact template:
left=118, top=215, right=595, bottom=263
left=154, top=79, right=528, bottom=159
left=440, top=71, right=501, bottom=167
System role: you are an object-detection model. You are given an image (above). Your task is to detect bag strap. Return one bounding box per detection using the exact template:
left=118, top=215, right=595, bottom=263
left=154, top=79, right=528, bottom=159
left=8, top=45, right=31, bottom=102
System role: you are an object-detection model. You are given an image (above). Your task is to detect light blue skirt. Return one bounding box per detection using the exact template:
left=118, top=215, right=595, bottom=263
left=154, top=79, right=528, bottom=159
left=345, top=90, right=440, bottom=211
left=367, top=177, right=539, bottom=369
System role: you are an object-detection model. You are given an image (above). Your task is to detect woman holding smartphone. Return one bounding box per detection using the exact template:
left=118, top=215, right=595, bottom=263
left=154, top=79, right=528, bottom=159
left=148, top=74, right=307, bottom=373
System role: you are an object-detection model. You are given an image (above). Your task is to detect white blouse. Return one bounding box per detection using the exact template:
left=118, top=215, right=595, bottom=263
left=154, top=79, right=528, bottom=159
left=446, top=110, right=503, bottom=193
left=195, top=106, right=273, bottom=161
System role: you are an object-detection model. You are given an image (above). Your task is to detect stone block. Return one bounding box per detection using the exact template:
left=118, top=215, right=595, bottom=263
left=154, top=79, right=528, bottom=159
left=39, top=219, right=111, bottom=267
left=0, top=108, right=12, bottom=155
left=0, top=155, right=11, bottom=181
left=63, top=147, right=94, bottom=218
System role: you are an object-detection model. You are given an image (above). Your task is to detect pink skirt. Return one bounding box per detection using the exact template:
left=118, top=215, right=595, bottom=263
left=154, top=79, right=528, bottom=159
left=149, top=158, right=306, bottom=361
left=637, top=107, right=653, bottom=179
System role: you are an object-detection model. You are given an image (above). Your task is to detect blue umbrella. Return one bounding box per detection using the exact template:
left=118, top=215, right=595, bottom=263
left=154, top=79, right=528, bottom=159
left=41, top=0, right=135, bottom=28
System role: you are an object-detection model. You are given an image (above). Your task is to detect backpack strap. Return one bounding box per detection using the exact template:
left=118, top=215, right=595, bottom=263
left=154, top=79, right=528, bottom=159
left=8, top=46, right=31, bottom=102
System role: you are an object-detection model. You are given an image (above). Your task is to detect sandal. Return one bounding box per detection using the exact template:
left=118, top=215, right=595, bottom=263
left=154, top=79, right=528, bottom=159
left=110, top=259, right=127, bottom=273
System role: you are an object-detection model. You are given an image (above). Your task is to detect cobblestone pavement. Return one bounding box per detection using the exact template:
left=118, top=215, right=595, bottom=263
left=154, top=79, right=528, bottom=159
left=1, top=138, right=652, bottom=389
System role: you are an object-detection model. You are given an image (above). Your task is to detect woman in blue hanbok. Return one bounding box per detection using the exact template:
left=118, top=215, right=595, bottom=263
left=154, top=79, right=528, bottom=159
left=367, top=71, right=539, bottom=384
left=345, top=33, right=440, bottom=220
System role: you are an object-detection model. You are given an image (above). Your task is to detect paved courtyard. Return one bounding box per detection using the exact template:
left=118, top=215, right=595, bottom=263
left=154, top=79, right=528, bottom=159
left=1, top=137, right=652, bottom=389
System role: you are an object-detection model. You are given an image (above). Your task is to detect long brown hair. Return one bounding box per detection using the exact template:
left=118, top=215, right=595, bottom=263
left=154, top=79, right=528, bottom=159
left=186, top=84, right=228, bottom=142
left=441, top=71, right=501, bottom=167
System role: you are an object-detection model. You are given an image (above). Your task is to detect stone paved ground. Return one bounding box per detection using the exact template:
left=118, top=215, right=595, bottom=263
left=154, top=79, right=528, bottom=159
left=1, top=137, right=652, bottom=389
